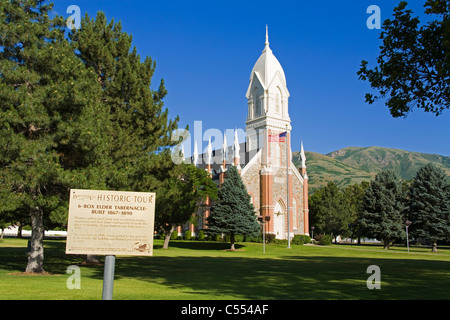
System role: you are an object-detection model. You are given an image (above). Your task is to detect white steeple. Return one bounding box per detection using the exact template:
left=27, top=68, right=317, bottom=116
left=246, top=26, right=289, bottom=96
left=193, top=141, right=198, bottom=166
left=300, top=141, right=306, bottom=169
left=233, top=129, right=240, bottom=160
left=206, top=137, right=213, bottom=165
left=245, top=26, right=291, bottom=153
left=222, top=132, right=228, bottom=162
left=181, top=143, right=185, bottom=163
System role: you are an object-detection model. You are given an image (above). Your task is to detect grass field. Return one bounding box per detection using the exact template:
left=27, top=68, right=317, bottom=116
left=1, top=238, right=449, bottom=300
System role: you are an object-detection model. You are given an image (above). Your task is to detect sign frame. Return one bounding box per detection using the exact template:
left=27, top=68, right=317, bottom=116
left=66, top=189, right=156, bottom=257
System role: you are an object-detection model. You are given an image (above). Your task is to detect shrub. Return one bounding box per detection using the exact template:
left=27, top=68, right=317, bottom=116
left=184, top=230, right=192, bottom=240
left=170, top=230, right=178, bottom=240
left=292, top=235, right=311, bottom=245
left=318, top=234, right=332, bottom=246
left=274, top=239, right=288, bottom=246
left=265, top=233, right=276, bottom=243
left=197, top=230, right=205, bottom=241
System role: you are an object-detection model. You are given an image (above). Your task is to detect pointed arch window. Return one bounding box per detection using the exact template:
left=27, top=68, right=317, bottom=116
left=253, top=88, right=261, bottom=116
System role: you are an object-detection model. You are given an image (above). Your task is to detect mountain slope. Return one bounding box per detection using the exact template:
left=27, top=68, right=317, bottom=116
left=292, top=146, right=450, bottom=192
left=326, top=146, right=450, bottom=180
left=292, top=151, right=376, bottom=191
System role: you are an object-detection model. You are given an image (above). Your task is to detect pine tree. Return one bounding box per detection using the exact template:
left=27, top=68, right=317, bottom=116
left=0, top=2, right=182, bottom=273
left=407, top=163, right=450, bottom=252
left=69, top=12, right=181, bottom=193
left=0, top=0, right=105, bottom=273
left=206, top=166, right=260, bottom=250
left=359, top=170, right=406, bottom=249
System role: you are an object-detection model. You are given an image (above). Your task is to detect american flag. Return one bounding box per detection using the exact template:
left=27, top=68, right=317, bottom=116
left=269, top=131, right=287, bottom=142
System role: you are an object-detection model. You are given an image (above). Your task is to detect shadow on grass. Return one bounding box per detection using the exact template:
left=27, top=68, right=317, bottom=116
left=102, top=253, right=450, bottom=300
left=0, top=240, right=102, bottom=276
left=2, top=239, right=450, bottom=299
left=153, top=241, right=245, bottom=251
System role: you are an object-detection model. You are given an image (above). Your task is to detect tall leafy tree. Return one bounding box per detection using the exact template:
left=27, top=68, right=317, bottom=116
left=407, top=163, right=450, bottom=252
left=206, top=166, right=260, bottom=250
left=359, top=170, right=406, bottom=249
left=156, top=163, right=217, bottom=249
left=358, top=0, right=450, bottom=117
left=344, top=181, right=370, bottom=243
left=309, top=181, right=352, bottom=241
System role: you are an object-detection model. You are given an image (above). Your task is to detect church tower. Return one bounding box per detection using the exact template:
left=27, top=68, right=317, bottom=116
left=245, top=26, right=291, bottom=157
left=191, top=27, right=309, bottom=240
left=244, top=27, right=300, bottom=239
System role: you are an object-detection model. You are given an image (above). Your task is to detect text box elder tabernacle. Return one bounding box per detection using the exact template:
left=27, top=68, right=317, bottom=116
left=66, top=189, right=155, bottom=256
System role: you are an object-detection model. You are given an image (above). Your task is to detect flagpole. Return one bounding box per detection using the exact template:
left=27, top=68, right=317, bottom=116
left=286, top=124, right=291, bottom=249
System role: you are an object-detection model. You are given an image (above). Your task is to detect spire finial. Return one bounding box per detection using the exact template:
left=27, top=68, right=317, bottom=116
left=265, top=25, right=269, bottom=46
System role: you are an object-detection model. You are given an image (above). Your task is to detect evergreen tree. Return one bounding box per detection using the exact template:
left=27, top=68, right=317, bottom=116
left=69, top=12, right=181, bottom=193
left=0, top=0, right=105, bottom=273
left=0, top=2, right=182, bottom=272
left=407, top=163, right=450, bottom=252
left=359, top=170, right=406, bottom=249
left=206, top=166, right=260, bottom=250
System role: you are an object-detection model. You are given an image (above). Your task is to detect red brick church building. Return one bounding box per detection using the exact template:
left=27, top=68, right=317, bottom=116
left=181, top=28, right=309, bottom=240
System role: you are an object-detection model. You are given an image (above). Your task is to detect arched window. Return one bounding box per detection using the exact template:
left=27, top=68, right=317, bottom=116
left=254, top=89, right=260, bottom=116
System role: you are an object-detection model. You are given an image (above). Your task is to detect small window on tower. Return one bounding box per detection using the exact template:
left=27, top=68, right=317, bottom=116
left=255, top=99, right=261, bottom=115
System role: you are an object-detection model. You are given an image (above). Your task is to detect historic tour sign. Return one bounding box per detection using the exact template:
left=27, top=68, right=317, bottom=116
left=66, top=189, right=156, bottom=256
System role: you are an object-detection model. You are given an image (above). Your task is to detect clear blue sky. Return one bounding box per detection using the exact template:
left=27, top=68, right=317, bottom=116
left=53, top=0, right=449, bottom=156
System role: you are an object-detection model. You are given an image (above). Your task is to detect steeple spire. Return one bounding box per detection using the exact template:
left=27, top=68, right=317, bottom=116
left=233, top=129, right=240, bottom=160
left=193, top=141, right=198, bottom=166
left=181, top=143, right=185, bottom=163
left=206, top=137, right=213, bottom=165
left=300, top=141, right=306, bottom=168
left=265, top=25, right=269, bottom=47
left=222, top=132, right=228, bottom=162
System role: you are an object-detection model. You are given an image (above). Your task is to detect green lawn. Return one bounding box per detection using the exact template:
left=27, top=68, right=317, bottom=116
left=1, top=238, right=449, bottom=300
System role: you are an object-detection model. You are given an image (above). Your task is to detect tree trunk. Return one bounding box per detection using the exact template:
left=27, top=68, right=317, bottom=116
left=230, top=232, right=235, bottom=250
left=25, top=207, right=45, bottom=273
left=163, top=227, right=174, bottom=249
left=383, top=238, right=390, bottom=250
left=432, top=242, right=438, bottom=253
left=85, top=255, right=100, bottom=265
